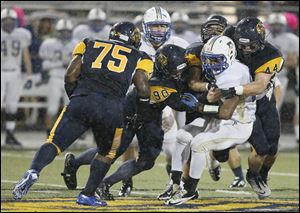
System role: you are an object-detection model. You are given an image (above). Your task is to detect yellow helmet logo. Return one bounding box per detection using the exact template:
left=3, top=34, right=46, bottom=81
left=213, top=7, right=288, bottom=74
left=256, top=22, right=265, bottom=36
left=157, top=53, right=168, bottom=66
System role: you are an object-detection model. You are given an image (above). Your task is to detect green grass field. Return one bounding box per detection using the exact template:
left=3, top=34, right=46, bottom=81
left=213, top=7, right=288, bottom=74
left=1, top=149, right=299, bottom=212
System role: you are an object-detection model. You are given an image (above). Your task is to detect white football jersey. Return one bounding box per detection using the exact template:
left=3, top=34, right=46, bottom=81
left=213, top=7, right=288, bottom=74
left=72, top=24, right=111, bottom=42
left=215, top=60, right=256, bottom=124
left=172, top=30, right=200, bottom=44
left=1, top=27, right=31, bottom=72
left=39, top=38, right=77, bottom=78
left=139, top=34, right=189, bottom=60
left=266, top=31, right=299, bottom=79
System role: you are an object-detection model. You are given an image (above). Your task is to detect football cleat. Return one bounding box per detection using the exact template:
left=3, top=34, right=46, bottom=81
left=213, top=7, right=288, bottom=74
left=246, top=170, right=271, bottom=199
left=118, top=180, right=133, bottom=197
left=229, top=177, right=246, bottom=188
left=96, top=182, right=114, bottom=200
left=5, top=131, right=23, bottom=147
left=157, top=182, right=173, bottom=200
left=61, top=153, right=78, bottom=190
left=12, top=169, right=39, bottom=200
left=209, top=165, right=221, bottom=181
left=165, top=185, right=197, bottom=206
left=76, top=193, right=107, bottom=207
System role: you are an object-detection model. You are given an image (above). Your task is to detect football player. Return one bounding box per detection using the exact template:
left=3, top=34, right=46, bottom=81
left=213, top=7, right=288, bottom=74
left=165, top=35, right=256, bottom=206
left=1, top=8, right=33, bottom=147
left=39, top=18, right=77, bottom=136
left=171, top=11, right=200, bottom=44
left=114, top=7, right=190, bottom=195
left=12, top=22, right=152, bottom=207
left=221, top=17, right=284, bottom=199
left=266, top=13, right=299, bottom=142
left=72, top=8, right=111, bottom=42
left=60, top=7, right=190, bottom=197
left=172, top=15, right=247, bottom=191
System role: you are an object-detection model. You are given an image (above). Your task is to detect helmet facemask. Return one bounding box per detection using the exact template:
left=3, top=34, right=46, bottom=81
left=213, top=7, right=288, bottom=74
left=201, top=22, right=226, bottom=43
left=201, top=52, right=229, bottom=82
left=1, top=17, right=17, bottom=33
left=143, top=22, right=171, bottom=47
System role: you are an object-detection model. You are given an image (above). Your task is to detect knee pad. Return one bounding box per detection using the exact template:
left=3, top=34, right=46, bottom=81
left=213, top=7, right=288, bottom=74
left=176, top=129, right=193, bottom=146
left=212, top=149, right=230, bottom=163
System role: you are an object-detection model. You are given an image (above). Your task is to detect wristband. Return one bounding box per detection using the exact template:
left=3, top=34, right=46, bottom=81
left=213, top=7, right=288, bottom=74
left=203, top=105, right=219, bottom=114
left=235, top=86, right=244, bottom=95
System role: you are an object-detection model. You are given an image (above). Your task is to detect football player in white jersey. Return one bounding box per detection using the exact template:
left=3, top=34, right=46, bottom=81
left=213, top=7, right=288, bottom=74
left=162, top=36, right=256, bottom=205
left=72, top=8, right=111, bottom=42
left=266, top=13, right=299, bottom=143
left=118, top=7, right=189, bottom=196
left=39, top=19, right=77, bottom=136
left=171, top=11, right=200, bottom=44
left=1, top=8, right=33, bottom=147
left=266, top=13, right=299, bottom=110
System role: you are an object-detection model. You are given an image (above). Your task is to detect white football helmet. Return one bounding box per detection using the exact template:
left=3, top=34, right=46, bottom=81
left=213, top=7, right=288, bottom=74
left=87, top=8, right=106, bottom=21
left=55, top=19, right=73, bottom=31
left=171, top=11, right=189, bottom=23
left=1, top=8, right=17, bottom=33
left=267, top=13, right=287, bottom=25
left=201, top=35, right=236, bottom=80
left=1, top=8, right=17, bottom=20
left=142, top=7, right=172, bottom=46
left=55, top=19, right=73, bottom=41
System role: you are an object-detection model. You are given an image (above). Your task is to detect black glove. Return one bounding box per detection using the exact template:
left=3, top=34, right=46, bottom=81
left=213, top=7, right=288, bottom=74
left=180, top=93, right=200, bottom=112
left=24, top=79, right=33, bottom=90
left=35, top=71, right=50, bottom=87
left=220, top=87, right=237, bottom=99
left=64, top=81, right=77, bottom=99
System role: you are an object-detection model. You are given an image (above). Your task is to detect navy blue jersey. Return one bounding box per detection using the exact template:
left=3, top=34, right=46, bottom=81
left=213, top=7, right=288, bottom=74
left=71, top=38, right=153, bottom=98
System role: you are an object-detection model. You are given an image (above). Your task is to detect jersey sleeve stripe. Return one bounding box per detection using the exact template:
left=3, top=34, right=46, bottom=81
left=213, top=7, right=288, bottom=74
left=136, top=58, right=154, bottom=79
left=255, top=56, right=284, bottom=74
left=72, top=41, right=86, bottom=58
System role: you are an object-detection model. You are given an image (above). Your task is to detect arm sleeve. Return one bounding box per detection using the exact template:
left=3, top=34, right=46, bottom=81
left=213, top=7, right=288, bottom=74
left=136, top=51, right=154, bottom=79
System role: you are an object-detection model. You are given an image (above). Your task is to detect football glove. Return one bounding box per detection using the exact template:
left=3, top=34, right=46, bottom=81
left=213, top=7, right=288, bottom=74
left=180, top=93, right=200, bottom=112
left=24, top=79, right=33, bottom=90
left=220, top=87, right=237, bottom=99
left=35, top=71, right=50, bottom=87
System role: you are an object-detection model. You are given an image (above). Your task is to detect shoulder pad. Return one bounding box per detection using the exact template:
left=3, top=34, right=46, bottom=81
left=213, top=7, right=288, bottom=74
left=185, top=42, right=204, bottom=67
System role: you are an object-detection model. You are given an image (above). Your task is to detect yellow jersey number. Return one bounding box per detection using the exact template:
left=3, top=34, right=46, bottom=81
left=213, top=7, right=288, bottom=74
left=91, top=41, right=132, bottom=73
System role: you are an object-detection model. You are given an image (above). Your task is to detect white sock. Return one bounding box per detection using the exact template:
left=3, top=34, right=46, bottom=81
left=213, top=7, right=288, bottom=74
left=6, top=121, right=16, bottom=131
left=189, top=151, right=206, bottom=179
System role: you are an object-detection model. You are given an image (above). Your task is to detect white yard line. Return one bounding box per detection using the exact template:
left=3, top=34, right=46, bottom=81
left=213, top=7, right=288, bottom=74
left=215, top=189, right=252, bottom=195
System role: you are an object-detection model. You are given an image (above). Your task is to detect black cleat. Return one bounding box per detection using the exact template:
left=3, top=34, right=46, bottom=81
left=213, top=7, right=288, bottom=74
left=61, top=153, right=78, bottom=190
left=96, top=182, right=114, bottom=200
left=209, top=165, right=221, bottom=181
left=5, top=131, right=23, bottom=147
left=157, top=183, right=173, bottom=200
left=118, top=180, right=133, bottom=197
